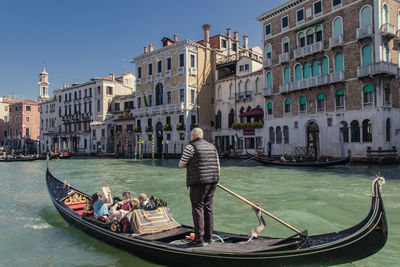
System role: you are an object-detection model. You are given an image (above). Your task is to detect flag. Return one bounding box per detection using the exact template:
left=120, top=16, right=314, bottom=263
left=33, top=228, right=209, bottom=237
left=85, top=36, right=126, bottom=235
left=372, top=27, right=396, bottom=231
left=144, top=94, right=149, bottom=107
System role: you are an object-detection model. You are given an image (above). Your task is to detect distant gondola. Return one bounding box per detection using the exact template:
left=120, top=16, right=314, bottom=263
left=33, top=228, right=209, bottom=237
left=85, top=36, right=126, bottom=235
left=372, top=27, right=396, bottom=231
left=46, top=167, right=387, bottom=267
left=247, top=152, right=351, bottom=167
left=0, top=156, right=39, bottom=162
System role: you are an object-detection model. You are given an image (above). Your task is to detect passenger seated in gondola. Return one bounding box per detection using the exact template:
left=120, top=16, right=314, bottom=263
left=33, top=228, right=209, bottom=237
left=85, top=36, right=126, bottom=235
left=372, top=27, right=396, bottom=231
left=280, top=155, right=287, bottom=162
left=138, top=193, right=149, bottom=208
left=91, top=187, right=112, bottom=219
left=109, top=198, right=139, bottom=222
left=119, top=191, right=132, bottom=211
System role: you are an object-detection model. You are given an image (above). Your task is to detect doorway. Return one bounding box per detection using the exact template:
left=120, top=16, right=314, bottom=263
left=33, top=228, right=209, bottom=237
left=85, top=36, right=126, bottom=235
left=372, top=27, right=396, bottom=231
left=306, top=122, right=319, bottom=159
left=155, top=122, right=163, bottom=154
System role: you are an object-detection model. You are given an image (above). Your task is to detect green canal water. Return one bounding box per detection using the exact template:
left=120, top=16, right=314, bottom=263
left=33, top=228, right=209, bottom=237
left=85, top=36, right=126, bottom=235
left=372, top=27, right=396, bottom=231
left=0, top=159, right=399, bottom=267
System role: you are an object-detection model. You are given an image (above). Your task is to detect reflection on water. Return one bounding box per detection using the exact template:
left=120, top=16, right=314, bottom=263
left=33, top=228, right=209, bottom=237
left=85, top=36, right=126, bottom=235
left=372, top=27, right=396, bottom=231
left=0, top=159, right=399, bottom=266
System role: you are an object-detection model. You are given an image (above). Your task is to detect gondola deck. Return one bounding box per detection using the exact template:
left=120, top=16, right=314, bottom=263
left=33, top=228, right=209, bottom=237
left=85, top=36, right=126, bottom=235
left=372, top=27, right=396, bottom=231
left=46, top=168, right=387, bottom=266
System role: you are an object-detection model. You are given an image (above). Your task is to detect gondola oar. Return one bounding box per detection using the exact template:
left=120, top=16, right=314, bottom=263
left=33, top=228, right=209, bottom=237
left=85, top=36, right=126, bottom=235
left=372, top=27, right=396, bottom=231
left=217, top=183, right=302, bottom=234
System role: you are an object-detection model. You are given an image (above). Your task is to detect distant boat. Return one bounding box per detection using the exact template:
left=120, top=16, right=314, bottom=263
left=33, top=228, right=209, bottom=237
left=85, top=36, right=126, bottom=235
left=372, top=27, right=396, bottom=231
left=46, top=167, right=387, bottom=267
left=0, top=155, right=40, bottom=162
left=247, top=152, right=351, bottom=167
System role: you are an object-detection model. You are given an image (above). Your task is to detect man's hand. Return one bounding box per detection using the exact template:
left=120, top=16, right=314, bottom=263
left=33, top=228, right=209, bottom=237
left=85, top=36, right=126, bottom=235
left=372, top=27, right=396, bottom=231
left=178, top=161, right=187, bottom=168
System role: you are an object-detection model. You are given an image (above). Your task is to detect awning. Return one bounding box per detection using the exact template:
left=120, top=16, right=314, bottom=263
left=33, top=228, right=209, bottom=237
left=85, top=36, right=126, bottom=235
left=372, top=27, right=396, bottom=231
left=240, top=107, right=264, bottom=117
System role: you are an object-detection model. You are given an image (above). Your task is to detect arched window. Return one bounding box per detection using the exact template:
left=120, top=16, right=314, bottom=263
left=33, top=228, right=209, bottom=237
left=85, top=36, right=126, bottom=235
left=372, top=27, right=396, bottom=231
left=84, top=139, right=87, bottom=149
left=312, top=59, right=320, bottom=77
left=332, top=17, right=343, bottom=36
left=282, top=37, right=290, bottom=53
left=340, top=121, right=349, bottom=143
left=295, top=64, right=302, bottom=81
left=299, top=96, right=307, bottom=114
left=228, top=109, right=234, bottom=128
left=269, top=127, right=275, bottom=144
left=283, top=67, right=290, bottom=84
left=362, top=119, right=372, bottom=142
left=255, top=78, right=260, bottom=94
left=335, top=90, right=345, bottom=110
left=363, top=85, right=374, bottom=107
left=384, top=83, right=391, bottom=106
left=383, top=43, right=390, bottom=62
left=360, top=6, right=372, bottom=27
left=244, top=80, right=249, bottom=95
left=239, top=107, right=245, bottom=123
left=362, top=44, right=373, bottom=65
left=303, top=62, right=311, bottom=79
left=382, top=4, right=389, bottom=24
left=321, top=57, right=329, bottom=75
left=215, top=110, right=222, bottom=129
left=350, top=120, right=361, bottom=142
left=266, top=72, right=273, bottom=88
left=317, top=93, right=325, bottom=112
left=238, top=81, right=242, bottom=96
left=276, top=126, right=282, bottom=144
left=265, top=44, right=272, bottom=59
left=306, top=28, right=314, bottom=45
left=386, top=118, right=391, bottom=142
left=229, top=83, right=233, bottom=98
left=315, top=25, right=323, bottom=42
left=298, top=32, right=306, bottom=47
left=335, top=53, right=344, bottom=72
left=155, top=83, right=163, bottom=105
left=217, top=85, right=221, bottom=100
left=267, top=102, right=273, bottom=116
left=283, top=126, right=289, bottom=144
left=97, top=99, right=101, bottom=112
left=284, top=98, right=291, bottom=114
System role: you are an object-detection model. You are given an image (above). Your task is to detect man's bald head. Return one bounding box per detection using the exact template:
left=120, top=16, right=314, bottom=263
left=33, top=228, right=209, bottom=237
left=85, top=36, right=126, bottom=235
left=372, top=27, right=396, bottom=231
left=191, top=127, right=203, bottom=140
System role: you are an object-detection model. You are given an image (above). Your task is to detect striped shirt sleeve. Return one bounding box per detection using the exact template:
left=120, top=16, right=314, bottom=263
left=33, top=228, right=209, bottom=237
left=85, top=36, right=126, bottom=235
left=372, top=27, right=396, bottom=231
left=179, top=144, right=195, bottom=164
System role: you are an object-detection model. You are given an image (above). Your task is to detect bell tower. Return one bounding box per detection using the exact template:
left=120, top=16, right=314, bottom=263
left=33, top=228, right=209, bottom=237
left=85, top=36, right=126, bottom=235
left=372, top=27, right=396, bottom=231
left=38, top=64, right=50, bottom=102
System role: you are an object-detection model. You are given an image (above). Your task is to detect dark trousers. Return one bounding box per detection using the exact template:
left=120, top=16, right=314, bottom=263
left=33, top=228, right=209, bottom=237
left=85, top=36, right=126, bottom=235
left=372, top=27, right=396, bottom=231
left=268, top=150, right=271, bottom=158
left=190, top=183, right=217, bottom=242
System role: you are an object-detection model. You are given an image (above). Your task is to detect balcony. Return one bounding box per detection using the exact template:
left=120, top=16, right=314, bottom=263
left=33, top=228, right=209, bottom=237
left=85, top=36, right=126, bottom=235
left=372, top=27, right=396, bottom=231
left=357, top=62, right=398, bottom=77
left=146, top=75, right=152, bottom=82
left=329, top=35, right=343, bottom=48
left=133, top=103, right=189, bottom=117
left=279, top=53, right=290, bottom=64
left=381, top=23, right=396, bottom=38
left=177, top=67, right=184, bottom=75
left=165, top=70, right=171, bottom=78
left=263, top=58, right=272, bottom=68
left=263, top=87, right=273, bottom=97
left=356, top=25, right=373, bottom=40
left=330, top=71, right=345, bottom=83
left=294, top=41, right=323, bottom=59
left=279, top=83, right=290, bottom=93
left=136, top=78, right=141, bottom=84
left=290, top=75, right=330, bottom=92
left=189, top=67, right=197, bottom=76
left=316, top=74, right=330, bottom=86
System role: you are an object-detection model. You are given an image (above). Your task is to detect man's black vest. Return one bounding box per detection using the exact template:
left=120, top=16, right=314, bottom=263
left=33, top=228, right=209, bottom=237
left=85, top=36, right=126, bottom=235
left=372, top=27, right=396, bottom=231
left=186, top=138, right=219, bottom=187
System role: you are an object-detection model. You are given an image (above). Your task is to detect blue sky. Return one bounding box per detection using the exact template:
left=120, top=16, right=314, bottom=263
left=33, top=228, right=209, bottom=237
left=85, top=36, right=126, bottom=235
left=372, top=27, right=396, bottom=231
left=0, top=0, right=285, bottom=100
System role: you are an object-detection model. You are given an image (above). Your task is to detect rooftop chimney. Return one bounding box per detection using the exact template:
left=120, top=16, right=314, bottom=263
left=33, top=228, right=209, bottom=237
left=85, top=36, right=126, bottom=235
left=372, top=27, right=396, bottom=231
left=234, top=32, right=239, bottom=41
left=243, top=35, right=248, bottom=49
left=226, top=28, right=231, bottom=38
left=174, top=34, right=178, bottom=42
left=202, top=24, right=211, bottom=48
left=149, top=43, right=154, bottom=52
left=144, top=46, right=148, bottom=54
left=63, top=83, right=68, bottom=88
left=110, top=73, right=115, bottom=81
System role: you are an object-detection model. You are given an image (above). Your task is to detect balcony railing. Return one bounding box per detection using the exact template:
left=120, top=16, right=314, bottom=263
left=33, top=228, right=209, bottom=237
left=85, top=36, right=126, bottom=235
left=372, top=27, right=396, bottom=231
left=279, top=83, right=290, bottom=93
left=134, top=103, right=189, bottom=117
left=290, top=74, right=330, bottom=92
left=279, top=53, right=290, bottom=64
left=357, top=62, right=398, bottom=77
left=263, top=87, right=273, bottom=97
left=329, top=35, right=343, bottom=48
left=356, top=25, right=373, bottom=40
left=381, top=23, right=396, bottom=38
left=330, top=71, right=345, bottom=83
left=189, top=67, right=197, bottom=76
left=263, top=58, right=272, bottom=68
left=294, top=41, right=323, bottom=59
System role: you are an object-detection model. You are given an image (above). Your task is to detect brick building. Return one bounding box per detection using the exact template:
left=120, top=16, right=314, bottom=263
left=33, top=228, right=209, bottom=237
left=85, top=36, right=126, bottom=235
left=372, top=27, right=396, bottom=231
left=257, top=0, right=400, bottom=158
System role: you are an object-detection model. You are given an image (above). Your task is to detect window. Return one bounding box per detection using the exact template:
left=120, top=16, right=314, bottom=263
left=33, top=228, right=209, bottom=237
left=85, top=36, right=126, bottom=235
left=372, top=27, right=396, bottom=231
left=97, top=99, right=101, bottom=112
left=102, top=129, right=106, bottom=137
left=232, top=42, right=237, bottom=51
left=276, top=126, right=282, bottom=144
left=167, top=58, right=171, bottom=70
left=363, top=85, right=374, bottom=107
left=306, top=28, right=314, bottom=45
left=266, top=72, right=273, bottom=88
left=283, top=67, right=290, bottom=84
left=383, top=43, right=390, bottom=62
left=303, top=62, right=311, bottom=79
left=265, top=24, right=271, bottom=36
left=74, top=91, right=77, bottom=100
left=245, top=64, right=249, bottom=71
left=283, top=126, right=289, bottom=144
left=114, top=103, right=120, bottom=111
left=386, top=118, right=391, bottom=142
left=315, top=25, right=323, bottom=42
left=190, top=54, right=195, bottom=68
left=332, top=0, right=342, bottom=8
left=350, top=120, right=360, bottom=142
left=284, top=99, right=291, bottom=114
left=317, top=93, right=325, bottom=112
left=281, top=16, right=289, bottom=31
left=167, top=91, right=171, bottom=104
left=155, top=83, right=163, bottom=106
left=297, top=9, right=304, bottom=23
left=222, top=39, right=227, bottom=48
left=137, top=67, right=142, bottom=78
left=228, top=109, right=234, bottom=128
left=179, top=54, right=184, bottom=67
left=215, top=111, right=222, bottom=129
left=265, top=44, right=272, bottom=59
left=157, top=60, right=162, bottom=73
left=58, top=95, right=61, bottom=102
left=148, top=95, right=153, bottom=107
left=240, top=65, right=245, bottom=71
left=314, top=1, right=322, bottom=16
left=360, top=6, right=372, bottom=27
left=362, top=119, right=372, bottom=142
left=298, top=32, right=305, bottom=47
left=267, top=102, right=273, bottom=116
left=336, top=90, right=345, bottom=110
left=26, top=116, right=30, bottom=122
left=362, top=44, right=373, bottom=66
left=382, top=4, right=389, bottom=25
left=384, top=84, right=391, bottom=106
left=300, top=96, right=307, bottom=114
left=229, top=83, right=233, bottom=98
left=312, top=59, right=320, bottom=77
left=321, top=57, right=329, bottom=75
left=89, top=88, right=92, bottom=96
left=245, top=138, right=255, bottom=149
left=148, top=63, right=153, bottom=75
left=137, top=97, right=141, bottom=108
left=295, top=64, right=302, bottom=81
left=282, top=37, right=289, bottom=53
left=79, top=91, right=81, bottom=99
left=180, top=89, right=185, bottom=102
left=191, top=89, right=195, bottom=104
left=25, top=106, right=31, bottom=111
left=333, top=17, right=343, bottom=37
left=269, top=127, right=275, bottom=143
left=25, top=128, right=29, bottom=136
left=93, top=129, right=96, bottom=137
left=335, top=53, right=344, bottom=72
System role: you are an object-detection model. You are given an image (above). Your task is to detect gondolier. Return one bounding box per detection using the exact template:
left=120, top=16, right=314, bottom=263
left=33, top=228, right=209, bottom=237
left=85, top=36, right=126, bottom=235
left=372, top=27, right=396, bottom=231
left=178, top=127, right=220, bottom=247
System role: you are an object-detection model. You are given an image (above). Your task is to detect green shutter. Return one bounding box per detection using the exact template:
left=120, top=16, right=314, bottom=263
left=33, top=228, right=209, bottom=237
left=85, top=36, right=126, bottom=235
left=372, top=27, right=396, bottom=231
left=312, top=60, right=320, bottom=77
left=362, top=44, right=372, bottom=65
left=266, top=44, right=272, bottom=54
left=303, top=62, right=310, bottom=79
left=300, top=96, right=306, bottom=104
left=361, top=6, right=372, bottom=27
left=267, top=72, right=272, bottom=87
left=283, top=37, right=289, bottom=44
left=385, top=83, right=389, bottom=89
left=333, top=17, right=343, bottom=36
left=284, top=67, right=290, bottom=83
left=317, top=93, right=325, bottom=100
left=321, top=57, right=329, bottom=75
left=285, top=98, right=291, bottom=105
left=363, top=85, right=373, bottom=93
left=267, top=102, right=273, bottom=109
left=295, top=65, right=302, bottom=81
left=335, top=53, right=344, bottom=72
left=336, top=90, right=344, bottom=96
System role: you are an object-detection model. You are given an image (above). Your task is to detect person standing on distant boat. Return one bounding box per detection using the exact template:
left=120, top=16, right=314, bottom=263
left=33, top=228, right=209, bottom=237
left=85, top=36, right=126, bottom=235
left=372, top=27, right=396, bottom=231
left=267, top=140, right=272, bottom=158
left=178, top=127, right=220, bottom=247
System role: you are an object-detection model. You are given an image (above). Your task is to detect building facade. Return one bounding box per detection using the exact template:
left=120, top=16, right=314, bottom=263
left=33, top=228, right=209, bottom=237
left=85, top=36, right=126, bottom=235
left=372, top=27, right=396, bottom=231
left=258, top=0, right=400, bottom=158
